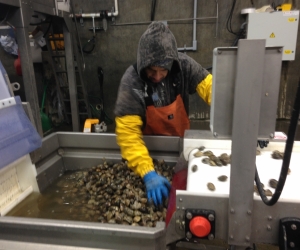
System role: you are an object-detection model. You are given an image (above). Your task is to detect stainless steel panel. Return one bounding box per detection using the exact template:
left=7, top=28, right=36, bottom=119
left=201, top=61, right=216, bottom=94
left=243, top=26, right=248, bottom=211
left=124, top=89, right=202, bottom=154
left=177, top=191, right=300, bottom=245
left=0, top=217, right=166, bottom=250
left=210, top=44, right=282, bottom=139
left=40, top=133, right=60, bottom=160
left=258, top=47, right=282, bottom=138
left=176, top=191, right=228, bottom=241
left=56, top=132, right=181, bottom=156
left=210, top=47, right=237, bottom=138
left=229, top=39, right=266, bottom=247
left=36, top=155, right=64, bottom=192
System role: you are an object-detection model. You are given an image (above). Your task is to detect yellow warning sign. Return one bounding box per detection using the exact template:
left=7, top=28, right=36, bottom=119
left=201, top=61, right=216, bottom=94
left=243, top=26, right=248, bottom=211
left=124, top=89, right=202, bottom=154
left=288, top=17, right=295, bottom=22
left=284, top=50, right=292, bottom=54
left=270, top=33, right=275, bottom=38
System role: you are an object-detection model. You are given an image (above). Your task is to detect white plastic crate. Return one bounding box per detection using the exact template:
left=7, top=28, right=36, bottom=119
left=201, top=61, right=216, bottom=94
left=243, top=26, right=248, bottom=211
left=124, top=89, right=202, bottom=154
left=0, top=154, right=39, bottom=216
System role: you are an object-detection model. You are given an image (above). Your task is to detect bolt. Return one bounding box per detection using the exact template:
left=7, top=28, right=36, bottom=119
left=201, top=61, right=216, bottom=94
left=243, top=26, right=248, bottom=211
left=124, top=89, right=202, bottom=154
left=182, top=207, right=185, bottom=210
left=208, top=234, right=214, bottom=240
left=177, top=206, right=180, bottom=210
left=245, top=236, right=250, bottom=242
left=57, top=148, right=64, bottom=156
left=267, top=225, right=272, bottom=231
left=230, top=235, right=234, bottom=239
left=269, top=133, right=274, bottom=139
left=192, top=165, right=198, bottom=172
left=213, top=132, right=218, bottom=137
left=291, top=224, right=297, bottom=230
left=268, top=216, right=272, bottom=221
left=247, top=210, right=252, bottom=215
left=230, top=208, right=235, bottom=214
left=278, top=48, right=282, bottom=53
left=179, top=198, right=183, bottom=202
left=265, top=92, right=269, bottom=96
left=186, top=231, right=192, bottom=239
left=208, top=214, right=215, bottom=221
left=186, top=212, right=192, bottom=220
left=290, top=242, right=295, bottom=248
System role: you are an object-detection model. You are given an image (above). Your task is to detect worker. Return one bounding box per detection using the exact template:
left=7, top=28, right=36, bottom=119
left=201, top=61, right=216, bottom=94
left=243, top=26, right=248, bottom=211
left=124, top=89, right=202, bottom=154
left=114, top=21, right=212, bottom=206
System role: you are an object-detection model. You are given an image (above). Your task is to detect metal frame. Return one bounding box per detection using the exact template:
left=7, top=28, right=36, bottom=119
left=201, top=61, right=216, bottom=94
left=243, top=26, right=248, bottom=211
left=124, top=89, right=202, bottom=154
left=228, top=40, right=266, bottom=247
left=0, top=217, right=166, bottom=250
left=0, top=132, right=181, bottom=249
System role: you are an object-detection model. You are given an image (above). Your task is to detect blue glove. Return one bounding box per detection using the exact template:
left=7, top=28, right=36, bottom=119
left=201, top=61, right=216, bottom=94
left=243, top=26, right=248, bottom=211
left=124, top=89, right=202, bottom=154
left=143, top=171, right=171, bottom=206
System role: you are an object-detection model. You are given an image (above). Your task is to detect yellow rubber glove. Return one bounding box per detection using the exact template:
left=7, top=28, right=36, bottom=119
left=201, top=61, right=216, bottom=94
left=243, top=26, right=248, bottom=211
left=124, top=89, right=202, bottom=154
left=196, top=73, right=212, bottom=105
left=115, top=115, right=154, bottom=177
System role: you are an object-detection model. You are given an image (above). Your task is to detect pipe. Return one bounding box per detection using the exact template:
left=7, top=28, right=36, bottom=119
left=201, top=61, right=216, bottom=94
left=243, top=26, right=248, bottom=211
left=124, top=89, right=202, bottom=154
left=107, top=0, right=119, bottom=17
left=111, top=16, right=217, bottom=27
left=178, top=0, right=198, bottom=52
left=69, top=0, right=119, bottom=18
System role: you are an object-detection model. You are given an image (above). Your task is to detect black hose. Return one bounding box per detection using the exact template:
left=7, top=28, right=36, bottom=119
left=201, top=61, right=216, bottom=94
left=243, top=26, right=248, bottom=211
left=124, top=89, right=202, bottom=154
left=255, top=78, right=300, bottom=206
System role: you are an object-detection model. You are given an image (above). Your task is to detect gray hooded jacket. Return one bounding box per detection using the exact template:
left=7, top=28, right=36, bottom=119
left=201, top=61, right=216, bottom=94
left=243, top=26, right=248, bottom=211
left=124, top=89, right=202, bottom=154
left=114, top=21, right=210, bottom=122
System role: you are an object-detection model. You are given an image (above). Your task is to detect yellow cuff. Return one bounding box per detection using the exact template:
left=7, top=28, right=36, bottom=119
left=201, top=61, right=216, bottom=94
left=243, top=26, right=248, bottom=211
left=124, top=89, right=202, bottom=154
left=196, top=74, right=212, bottom=105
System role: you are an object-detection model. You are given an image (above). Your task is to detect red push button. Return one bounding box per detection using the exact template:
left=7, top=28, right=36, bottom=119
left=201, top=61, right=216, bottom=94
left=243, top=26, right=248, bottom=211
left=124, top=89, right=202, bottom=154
left=189, top=216, right=211, bottom=237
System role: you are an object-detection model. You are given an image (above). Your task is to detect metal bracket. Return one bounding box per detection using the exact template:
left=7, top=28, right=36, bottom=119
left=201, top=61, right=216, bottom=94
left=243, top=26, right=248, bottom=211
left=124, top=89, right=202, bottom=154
left=279, top=217, right=300, bottom=250
left=111, top=7, right=115, bottom=24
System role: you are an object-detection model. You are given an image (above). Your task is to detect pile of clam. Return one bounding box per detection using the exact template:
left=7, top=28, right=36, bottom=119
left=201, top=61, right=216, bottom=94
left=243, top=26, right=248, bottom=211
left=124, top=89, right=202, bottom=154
left=73, top=159, right=173, bottom=227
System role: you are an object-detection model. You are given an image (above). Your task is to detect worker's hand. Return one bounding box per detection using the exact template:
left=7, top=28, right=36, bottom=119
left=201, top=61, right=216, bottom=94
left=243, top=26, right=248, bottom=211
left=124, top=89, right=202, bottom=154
left=143, top=171, right=171, bottom=206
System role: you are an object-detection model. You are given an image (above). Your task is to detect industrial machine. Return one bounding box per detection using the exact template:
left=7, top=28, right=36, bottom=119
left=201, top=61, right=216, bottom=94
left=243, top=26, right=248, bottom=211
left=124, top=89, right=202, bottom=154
left=0, top=0, right=300, bottom=248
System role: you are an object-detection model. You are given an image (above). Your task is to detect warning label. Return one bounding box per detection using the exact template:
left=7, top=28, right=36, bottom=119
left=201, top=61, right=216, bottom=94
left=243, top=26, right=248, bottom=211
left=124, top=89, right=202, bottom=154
left=270, top=33, right=275, bottom=38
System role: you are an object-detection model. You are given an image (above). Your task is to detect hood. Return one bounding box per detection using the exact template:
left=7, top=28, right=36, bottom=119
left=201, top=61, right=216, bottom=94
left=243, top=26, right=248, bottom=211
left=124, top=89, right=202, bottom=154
left=137, top=22, right=181, bottom=81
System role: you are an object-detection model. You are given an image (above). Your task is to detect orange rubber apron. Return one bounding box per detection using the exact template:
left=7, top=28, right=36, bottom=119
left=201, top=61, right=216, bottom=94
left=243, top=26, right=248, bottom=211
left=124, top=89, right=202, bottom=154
left=143, top=95, right=190, bottom=137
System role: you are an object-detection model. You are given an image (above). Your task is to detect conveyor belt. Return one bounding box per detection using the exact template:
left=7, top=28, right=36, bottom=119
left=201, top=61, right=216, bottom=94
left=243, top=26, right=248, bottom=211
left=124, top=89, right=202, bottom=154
left=187, top=147, right=300, bottom=202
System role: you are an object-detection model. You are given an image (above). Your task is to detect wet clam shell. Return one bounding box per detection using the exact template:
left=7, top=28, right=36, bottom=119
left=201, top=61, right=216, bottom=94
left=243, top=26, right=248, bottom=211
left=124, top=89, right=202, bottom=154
left=207, top=182, right=215, bottom=191
left=269, top=179, right=278, bottom=189
left=202, top=158, right=210, bottom=164
left=193, top=151, right=203, bottom=157
left=271, top=150, right=284, bottom=159
left=264, top=189, right=273, bottom=197
left=218, top=175, right=228, bottom=182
